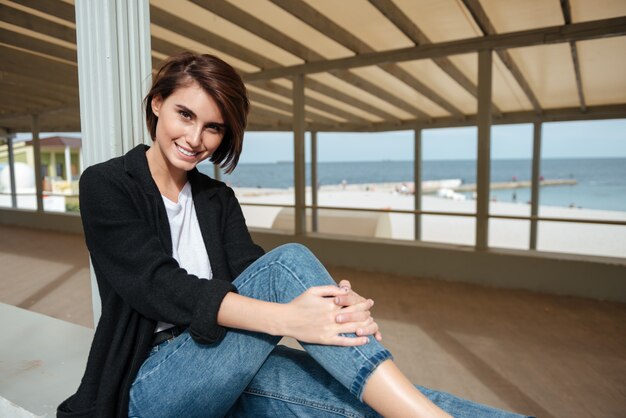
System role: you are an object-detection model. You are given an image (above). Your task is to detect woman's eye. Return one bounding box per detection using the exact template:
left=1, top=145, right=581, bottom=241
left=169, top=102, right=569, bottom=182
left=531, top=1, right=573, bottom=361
left=179, top=110, right=191, bottom=119
left=206, top=124, right=223, bottom=134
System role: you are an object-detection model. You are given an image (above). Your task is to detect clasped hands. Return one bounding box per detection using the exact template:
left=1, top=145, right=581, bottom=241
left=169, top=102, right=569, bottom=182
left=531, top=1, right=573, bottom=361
left=282, top=279, right=382, bottom=347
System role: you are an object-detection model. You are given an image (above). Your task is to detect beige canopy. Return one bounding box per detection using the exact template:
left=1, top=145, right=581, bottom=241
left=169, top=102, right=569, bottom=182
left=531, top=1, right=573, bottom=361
left=0, top=0, right=625, bottom=133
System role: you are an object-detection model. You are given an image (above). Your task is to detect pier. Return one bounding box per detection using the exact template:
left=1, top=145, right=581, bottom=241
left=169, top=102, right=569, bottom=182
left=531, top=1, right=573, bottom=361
left=455, top=179, right=577, bottom=193
left=312, top=178, right=577, bottom=194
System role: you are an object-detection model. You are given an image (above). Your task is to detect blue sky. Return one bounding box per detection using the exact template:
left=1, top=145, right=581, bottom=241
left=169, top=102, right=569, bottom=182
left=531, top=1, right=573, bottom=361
left=240, top=119, right=626, bottom=163
left=19, top=118, right=626, bottom=163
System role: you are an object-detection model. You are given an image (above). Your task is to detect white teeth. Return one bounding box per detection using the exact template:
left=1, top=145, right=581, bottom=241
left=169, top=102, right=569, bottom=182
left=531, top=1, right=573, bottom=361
left=177, top=145, right=197, bottom=157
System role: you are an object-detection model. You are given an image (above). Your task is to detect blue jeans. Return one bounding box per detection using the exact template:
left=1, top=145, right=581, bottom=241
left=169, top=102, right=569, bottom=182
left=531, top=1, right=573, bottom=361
left=128, top=244, right=529, bottom=417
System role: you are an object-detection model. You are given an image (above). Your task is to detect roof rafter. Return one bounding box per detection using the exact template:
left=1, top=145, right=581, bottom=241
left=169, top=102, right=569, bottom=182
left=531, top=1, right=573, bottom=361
left=149, top=5, right=399, bottom=123
left=460, top=0, right=542, bottom=114
left=368, top=0, right=502, bottom=117
left=9, top=0, right=75, bottom=23
left=0, top=45, right=77, bottom=87
left=149, top=37, right=373, bottom=125
left=268, top=0, right=460, bottom=119
left=0, top=28, right=76, bottom=63
left=191, top=0, right=433, bottom=120
left=243, top=16, right=626, bottom=81
left=560, top=0, right=587, bottom=112
left=0, top=3, right=75, bottom=43
left=303, top=104, right=626, bottom=133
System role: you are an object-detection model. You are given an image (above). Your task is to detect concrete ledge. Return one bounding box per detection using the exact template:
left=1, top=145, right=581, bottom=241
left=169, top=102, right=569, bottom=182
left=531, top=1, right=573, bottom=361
left=0, top=209, right=83, bottom=234
left=0, top=303, right=93, bottom=417
left=250, top=229, right=626, bottom=303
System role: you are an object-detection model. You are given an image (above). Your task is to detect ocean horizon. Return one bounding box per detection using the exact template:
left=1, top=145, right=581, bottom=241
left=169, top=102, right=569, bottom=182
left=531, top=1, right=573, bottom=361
left=199, top=157, right=626, bottom=212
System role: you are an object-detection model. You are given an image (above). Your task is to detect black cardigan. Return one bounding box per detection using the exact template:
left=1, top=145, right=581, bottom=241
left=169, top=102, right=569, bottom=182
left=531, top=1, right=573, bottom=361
left=57, top=145, right=265, bottom=417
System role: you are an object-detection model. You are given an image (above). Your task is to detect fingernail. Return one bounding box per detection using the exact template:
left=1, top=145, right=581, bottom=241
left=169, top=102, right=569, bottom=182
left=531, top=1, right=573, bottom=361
left=335, top=297, right=340, bottom=304
left=336, top=315, right=342, bottom=323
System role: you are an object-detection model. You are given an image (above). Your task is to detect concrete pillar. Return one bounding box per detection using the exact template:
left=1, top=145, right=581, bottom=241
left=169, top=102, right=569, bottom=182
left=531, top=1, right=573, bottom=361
left=475, top=49, right=493, bottom=250
left=293, top=73, right=306, bottom=235
left=75, top=0, right=152, bottom=326
left=213, top=164, right=221, bottom=181
left=530, top=122, right=542, bottom=250
left=414, top=129, right=422, bottom=240
left=31, top=114, right=43, bottom=211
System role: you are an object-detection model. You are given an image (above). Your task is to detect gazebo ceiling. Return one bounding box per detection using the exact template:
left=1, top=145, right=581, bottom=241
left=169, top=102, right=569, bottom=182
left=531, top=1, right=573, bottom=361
left=0, top=0, right=625, bottom=133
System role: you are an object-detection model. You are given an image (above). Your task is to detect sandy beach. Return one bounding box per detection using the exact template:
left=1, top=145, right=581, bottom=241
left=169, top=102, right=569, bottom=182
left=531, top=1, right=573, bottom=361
left=234, top=184, right=626, bottom=259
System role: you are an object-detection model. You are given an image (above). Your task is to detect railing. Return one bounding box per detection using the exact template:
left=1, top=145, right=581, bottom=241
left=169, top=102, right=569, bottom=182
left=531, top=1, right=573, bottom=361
left=238, top=201, right=626, bottom=254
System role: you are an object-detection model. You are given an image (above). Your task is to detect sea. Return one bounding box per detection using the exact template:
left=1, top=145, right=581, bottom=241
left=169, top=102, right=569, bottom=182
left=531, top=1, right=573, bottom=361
left=199, top=157, right=626, bottom=212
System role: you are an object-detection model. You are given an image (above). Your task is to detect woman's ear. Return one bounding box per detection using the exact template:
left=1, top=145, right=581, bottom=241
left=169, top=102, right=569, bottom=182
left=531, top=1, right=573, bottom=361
left=151, top=95, right=163, bottom=117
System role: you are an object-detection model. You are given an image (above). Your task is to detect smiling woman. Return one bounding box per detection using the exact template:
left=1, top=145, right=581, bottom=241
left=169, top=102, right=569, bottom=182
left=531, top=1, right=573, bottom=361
left=57, top=52, right=531, bottom=418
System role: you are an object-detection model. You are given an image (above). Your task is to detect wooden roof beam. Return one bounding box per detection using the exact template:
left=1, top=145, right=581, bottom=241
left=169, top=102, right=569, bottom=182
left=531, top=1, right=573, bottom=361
left=190, top=0, right=428, bottom=120
left=560, top=0, right=587, bottom=112
left=0, top=28, right=76, bottom=63
left=243, top=16, right=626, bottom=81
left=460, top=0, right=542, bottom=115
left=0, top=3, right=75, bottom=43
left=306, top=104, right=626, bottom=132
left=10, top=0, right=75, bottom=23
left=368, top=0, right=502, bottom=118
left=0, top=45, right=78, bottom=87
left=150, top=6, right=399, bottom=122
left=150, top=37, right=374, bottom=124
left=268, top=0, right=457, bottom=119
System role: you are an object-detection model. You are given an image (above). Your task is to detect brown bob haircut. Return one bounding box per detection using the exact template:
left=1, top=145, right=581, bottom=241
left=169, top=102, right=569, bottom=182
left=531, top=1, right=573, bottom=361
left=145, top=52, right=249, bottom=174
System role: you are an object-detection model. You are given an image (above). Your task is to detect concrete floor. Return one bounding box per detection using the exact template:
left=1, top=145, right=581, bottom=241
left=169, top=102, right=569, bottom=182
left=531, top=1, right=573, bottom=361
left=1, top=224, right=625, bottom=417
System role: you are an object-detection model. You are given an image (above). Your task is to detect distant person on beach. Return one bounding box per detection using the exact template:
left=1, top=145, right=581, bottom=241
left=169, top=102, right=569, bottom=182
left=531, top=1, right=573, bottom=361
left=58, top=52, right=530, bottom=418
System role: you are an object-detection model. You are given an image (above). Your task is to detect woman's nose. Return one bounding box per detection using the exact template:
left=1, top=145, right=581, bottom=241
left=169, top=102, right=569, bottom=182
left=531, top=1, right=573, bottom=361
left=186, top=126, right=203, bottom=147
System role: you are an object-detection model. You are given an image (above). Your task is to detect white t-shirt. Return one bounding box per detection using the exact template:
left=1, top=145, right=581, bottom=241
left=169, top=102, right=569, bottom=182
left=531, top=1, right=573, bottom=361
left=155, top=182, right=213, bottom=333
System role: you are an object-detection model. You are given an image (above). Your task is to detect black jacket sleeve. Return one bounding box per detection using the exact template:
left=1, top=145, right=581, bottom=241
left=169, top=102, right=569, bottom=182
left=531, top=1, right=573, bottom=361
left=221, top=186, right=265, bottom=278
left=80, top=166, right=235, bottom=344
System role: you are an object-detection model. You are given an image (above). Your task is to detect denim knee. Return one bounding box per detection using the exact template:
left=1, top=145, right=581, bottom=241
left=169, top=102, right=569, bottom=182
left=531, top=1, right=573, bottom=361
left=269, top=243, right=315, bottom=263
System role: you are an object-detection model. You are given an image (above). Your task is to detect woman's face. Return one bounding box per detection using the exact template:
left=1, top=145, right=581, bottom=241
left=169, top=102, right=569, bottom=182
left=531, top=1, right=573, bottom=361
left=150, top=82, right=225, bottom=175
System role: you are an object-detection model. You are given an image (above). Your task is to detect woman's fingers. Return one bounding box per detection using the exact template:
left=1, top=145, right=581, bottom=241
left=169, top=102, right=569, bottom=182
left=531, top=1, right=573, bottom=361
left=335, top=309, right=370, bottom=324
left=338, top=279, right=351, bottom=290
left=308, top=285, right=350, bottom=298
left=335, top=299, right=374, bottom=323
left=334, top=291, right=371, bottom=307
left=338, top=316, right=379, bottom=337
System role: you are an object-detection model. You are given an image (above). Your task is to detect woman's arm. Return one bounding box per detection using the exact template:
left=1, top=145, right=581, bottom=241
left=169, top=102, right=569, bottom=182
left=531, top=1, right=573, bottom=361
left=217, top=285, right=378, bottom=346
left=218, top=187, right=382, bottom=345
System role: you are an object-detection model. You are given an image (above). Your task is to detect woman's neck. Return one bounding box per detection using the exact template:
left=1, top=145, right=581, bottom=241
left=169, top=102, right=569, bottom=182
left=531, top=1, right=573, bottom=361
left=146, top=146, right=187, bottom=202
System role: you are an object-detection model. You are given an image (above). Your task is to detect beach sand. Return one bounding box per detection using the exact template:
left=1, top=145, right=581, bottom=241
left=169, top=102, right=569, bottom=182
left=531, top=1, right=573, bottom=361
left=234, top=186, right=626, bottom=259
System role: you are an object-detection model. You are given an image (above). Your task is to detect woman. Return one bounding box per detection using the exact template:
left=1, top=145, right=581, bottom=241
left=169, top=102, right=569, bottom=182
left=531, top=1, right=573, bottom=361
left=58, top=52, right=529, bottom=418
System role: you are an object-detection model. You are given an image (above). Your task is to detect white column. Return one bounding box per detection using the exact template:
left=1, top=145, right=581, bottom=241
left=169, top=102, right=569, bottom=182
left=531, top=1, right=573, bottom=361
left=64, top=145, right=72, bottom=182
left=75, top=0, right=152, bottom=169
left=75, top=0, right=152, bottom=326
